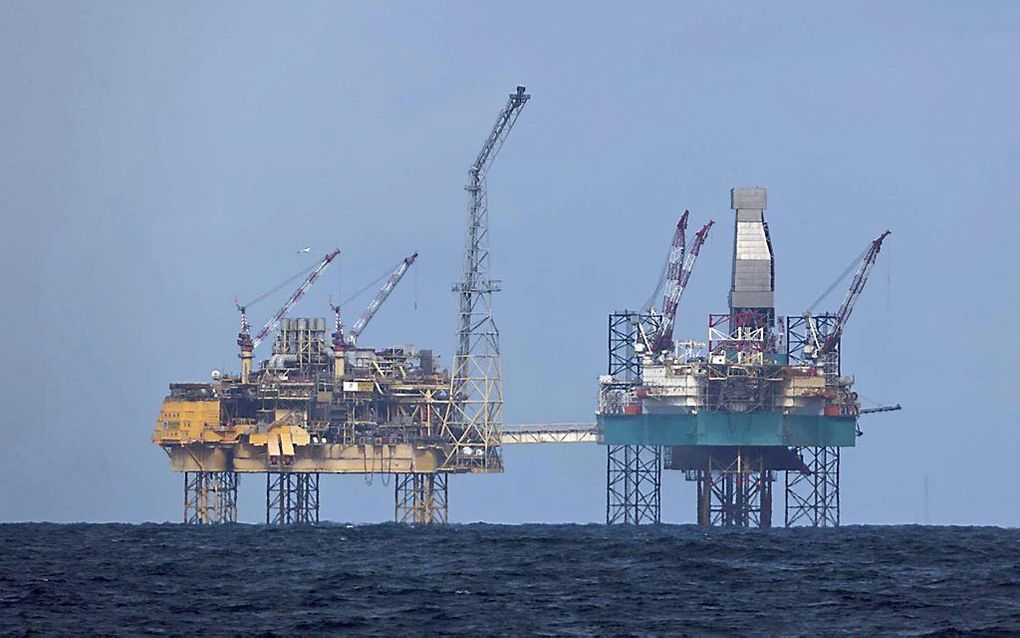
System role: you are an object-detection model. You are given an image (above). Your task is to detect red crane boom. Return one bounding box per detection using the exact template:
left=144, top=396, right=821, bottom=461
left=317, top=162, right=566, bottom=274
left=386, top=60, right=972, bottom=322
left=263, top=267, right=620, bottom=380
left=653, top=217, right=714, bottom=352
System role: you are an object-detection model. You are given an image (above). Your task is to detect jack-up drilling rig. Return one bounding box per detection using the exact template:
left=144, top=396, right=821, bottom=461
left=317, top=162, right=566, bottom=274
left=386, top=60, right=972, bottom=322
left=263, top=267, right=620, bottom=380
left=597, top=188, right=894, bottom=527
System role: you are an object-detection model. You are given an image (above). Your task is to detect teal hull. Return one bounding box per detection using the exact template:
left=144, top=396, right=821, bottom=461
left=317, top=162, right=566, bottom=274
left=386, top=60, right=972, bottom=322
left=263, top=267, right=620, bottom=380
left=597, top=412, right=857, bottom=447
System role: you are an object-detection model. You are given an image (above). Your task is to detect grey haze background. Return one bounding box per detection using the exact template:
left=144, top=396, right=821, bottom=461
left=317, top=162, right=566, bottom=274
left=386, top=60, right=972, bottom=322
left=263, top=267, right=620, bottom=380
left=1, top=2, right=1017, bottom=525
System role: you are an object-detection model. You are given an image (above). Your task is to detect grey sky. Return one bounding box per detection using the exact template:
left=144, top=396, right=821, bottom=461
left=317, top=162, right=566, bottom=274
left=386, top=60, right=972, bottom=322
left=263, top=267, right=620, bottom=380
left=1, top=2, right=1017, bottom=525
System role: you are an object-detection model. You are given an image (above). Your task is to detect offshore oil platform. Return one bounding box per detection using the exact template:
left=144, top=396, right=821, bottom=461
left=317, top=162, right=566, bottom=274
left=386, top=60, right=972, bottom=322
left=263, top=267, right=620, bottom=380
left=153, top=86, right=896, bottom=527
left=597, top=187, right=897, bottom=527
left=153, top=86, right=532, bottom=524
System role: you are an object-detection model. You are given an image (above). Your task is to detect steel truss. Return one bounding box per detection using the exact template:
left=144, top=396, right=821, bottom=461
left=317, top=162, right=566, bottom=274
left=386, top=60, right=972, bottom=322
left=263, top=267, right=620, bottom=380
left=609, top=312, right=639, bottom=380
left=786, top=313, right=841, bottom=381
left=605, top=313, right=663, bottom=525
left=184, top=471, right=237, bottom=524
left=690, top=450, right=773, bottom=527
left=606, top=445, right=661, bottom=524
left=395, top=473, right=448, bottom=525
left=443, top=87, right=530, bottom=473
left=785, top=447, right=840, bottom=527
left=608, top=311, right=661, bottom=379
left=785, top=315, right=842, bottom=524
left=266, top=472, right=320, bottom=525
left=708, top=312, right=770, bottom=364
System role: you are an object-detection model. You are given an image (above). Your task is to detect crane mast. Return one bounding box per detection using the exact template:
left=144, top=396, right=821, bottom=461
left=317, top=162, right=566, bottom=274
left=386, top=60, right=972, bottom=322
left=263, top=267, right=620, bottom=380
left=818, top=231, right=890, bottom=354
left=329, top=300, right=345, bottom=381
left=346, top=252, right=418, bottom=346
left=652, top=218, right=715, bottom=352
left=236, top=248, right=340, bottom=383
left=446, top=85, right=530, bottom=471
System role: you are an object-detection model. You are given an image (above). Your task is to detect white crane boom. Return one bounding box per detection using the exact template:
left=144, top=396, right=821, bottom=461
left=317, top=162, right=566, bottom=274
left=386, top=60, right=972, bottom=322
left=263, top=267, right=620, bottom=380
left=819, top=231, right=890, bottom=354
left=251, top=249, right=341, bottom=349
left=346, top=252, right=418, bottom=346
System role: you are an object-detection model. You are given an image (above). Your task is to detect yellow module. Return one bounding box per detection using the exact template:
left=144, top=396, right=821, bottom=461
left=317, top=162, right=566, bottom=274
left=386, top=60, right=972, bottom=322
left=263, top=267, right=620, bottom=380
left=154, top=398, right=222, bottom=443
left=153, top=385, right=254, bottom=445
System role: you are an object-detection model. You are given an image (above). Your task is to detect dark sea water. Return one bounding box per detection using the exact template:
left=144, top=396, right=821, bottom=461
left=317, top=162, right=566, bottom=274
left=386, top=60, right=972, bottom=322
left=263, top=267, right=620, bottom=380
left=1, top=523, right=1018, bottom=636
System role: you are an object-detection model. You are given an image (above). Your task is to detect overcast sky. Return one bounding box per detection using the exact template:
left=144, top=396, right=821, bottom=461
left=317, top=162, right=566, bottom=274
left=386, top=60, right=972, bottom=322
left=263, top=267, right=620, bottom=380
left=1, top=2, right=1017, bottom=525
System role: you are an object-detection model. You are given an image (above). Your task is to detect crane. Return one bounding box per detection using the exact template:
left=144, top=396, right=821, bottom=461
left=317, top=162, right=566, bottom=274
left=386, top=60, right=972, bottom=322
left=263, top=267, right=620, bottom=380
left=236, top=248, right=340, bottom=383
left=660, top=212, right=688, bottom=303
left=809, top=231, right=890, bottom=356
left=651, top=217, right=715, bottom=353
left=345, top=252, right=418, bottom=346
left=649, top=212, right=687, bottom=349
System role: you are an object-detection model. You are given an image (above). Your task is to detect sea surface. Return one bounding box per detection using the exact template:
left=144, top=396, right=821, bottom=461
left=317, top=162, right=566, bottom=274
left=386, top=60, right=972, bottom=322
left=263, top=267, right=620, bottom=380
left=1, top=523, right=1018, bottom=635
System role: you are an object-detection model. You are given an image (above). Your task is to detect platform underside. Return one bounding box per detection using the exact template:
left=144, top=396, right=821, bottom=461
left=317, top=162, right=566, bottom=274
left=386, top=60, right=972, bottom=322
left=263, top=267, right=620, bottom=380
left=597, top=413, right=857, bottom=447
left=665, top=445, right=808, bottom=472
left=164, top=443, right=494, bottom=474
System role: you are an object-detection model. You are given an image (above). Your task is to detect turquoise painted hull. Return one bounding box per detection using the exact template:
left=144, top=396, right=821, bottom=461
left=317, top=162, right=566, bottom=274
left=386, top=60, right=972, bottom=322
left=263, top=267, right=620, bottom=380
left=597, top=412, right=857, bottom=447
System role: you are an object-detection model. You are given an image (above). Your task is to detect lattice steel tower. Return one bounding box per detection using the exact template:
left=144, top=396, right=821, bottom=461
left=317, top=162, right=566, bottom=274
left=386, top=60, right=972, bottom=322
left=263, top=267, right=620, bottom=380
left=442, top=86, right=530, bottom=472
left=605, top=311, right=663, bottom=525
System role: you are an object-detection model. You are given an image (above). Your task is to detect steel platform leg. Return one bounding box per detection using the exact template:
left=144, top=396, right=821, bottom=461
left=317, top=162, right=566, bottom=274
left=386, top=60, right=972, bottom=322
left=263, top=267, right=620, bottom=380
left=693, top=449, right=773, bottom=527
left=184, top=471, right=238, bottom=524
left=696, top=467, right=712, bottom=526
left=785, top=447, right=840, bottom=527
left=606, top=445, right=661, bottom=524
left=761, top=472, right=773, bottom=528
left=395, top=473, right=448, bottom=525
left=267, top=473, right=320, bottom=525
